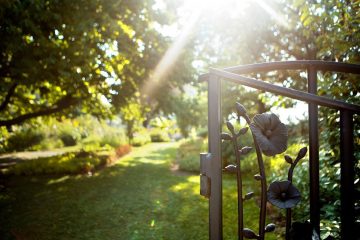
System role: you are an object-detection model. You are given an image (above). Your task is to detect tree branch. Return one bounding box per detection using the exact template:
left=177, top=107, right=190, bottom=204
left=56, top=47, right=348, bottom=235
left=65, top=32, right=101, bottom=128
left=0, top=95, right=79, bottom=128
left=0, top=83, right=18, bottom=112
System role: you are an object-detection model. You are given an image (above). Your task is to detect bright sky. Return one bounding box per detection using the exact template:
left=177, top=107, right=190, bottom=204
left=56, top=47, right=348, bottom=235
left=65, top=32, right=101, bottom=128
left=272, top=101, right=308, bottom=124
left=148, top=0, right=307, bottom=123
left=148, top=0, right=291, bottom=85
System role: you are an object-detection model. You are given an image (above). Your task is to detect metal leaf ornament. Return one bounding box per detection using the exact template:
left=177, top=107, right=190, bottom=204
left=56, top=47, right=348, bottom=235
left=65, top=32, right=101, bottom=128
left=267, top=180, right=301, bottom=209
left=250, top=113, right=288, bottom=156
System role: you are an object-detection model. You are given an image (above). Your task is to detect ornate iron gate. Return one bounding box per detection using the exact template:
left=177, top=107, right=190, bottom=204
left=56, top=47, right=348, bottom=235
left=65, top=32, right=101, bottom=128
left=199, top=61, right=360, bottom=240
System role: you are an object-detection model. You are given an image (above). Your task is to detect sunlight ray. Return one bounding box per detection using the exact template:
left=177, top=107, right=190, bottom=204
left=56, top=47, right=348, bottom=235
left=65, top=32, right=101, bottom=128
left=141, top=9, right=201, bottom=97
left=254, top=0, right=289, bottom=29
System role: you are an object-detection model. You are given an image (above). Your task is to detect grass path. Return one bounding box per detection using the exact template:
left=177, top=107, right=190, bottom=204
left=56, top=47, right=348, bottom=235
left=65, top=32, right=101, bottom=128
left=0, top=142, right=280, bottom=240
left=0, top=143, right=210, bottom=240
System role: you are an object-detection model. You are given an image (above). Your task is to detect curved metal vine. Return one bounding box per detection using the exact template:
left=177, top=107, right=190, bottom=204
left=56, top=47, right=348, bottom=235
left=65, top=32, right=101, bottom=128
left=222, top=119, right=251, bottom=239
left=222, top=102, right=308, bottom=240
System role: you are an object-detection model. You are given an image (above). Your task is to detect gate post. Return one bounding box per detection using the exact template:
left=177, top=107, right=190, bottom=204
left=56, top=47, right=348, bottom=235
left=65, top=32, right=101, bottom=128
left=208, top=74, right=222, bottom=240
left=340, top=110, right=354, bottom=240
left=307, top=66, right=320, bottom=234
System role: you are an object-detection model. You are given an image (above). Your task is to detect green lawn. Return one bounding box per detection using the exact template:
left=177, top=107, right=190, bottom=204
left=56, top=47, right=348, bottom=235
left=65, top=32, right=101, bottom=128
left=0, top=142, right=280, bottom=240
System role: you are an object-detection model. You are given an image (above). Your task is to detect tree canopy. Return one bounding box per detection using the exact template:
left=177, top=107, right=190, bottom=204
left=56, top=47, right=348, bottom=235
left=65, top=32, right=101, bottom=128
left=1, top=0, right=359, bottom=136
left=0, top=0, right=192, bottom=128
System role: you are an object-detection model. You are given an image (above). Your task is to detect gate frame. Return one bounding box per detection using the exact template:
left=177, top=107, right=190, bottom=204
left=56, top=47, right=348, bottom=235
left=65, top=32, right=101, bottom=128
left=200, top=60, right=360, bottom=240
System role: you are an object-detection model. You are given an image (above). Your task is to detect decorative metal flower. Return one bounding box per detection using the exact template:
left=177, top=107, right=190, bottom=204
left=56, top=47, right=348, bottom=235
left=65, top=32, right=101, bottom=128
left=250, top=113, right=288, bottom=156
left=267, top=180, right=301, bottom=209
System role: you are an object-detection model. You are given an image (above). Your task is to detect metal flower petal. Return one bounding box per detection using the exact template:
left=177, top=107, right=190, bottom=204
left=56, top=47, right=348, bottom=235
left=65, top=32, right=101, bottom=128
left=250, top=113, right=288, bottom=156
left=267, top=180, right=301, bottom=209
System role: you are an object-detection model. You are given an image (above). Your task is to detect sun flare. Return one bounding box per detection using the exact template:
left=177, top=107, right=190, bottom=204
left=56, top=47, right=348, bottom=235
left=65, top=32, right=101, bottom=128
left=143, top=0, right=289, bottom=97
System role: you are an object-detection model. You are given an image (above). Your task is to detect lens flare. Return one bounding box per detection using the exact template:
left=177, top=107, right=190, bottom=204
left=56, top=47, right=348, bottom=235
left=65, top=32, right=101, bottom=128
left=142, top=0, right=288, bottom=97
left=254, top=0, right=289, bottom=28
left=141, top=8, right=201, bottom=97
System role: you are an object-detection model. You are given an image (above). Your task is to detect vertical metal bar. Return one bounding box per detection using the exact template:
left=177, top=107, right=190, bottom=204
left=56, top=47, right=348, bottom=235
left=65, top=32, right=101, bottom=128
left=340, top=110, right=354, bottom=240
left=307, top=66, right=320, bottom=234
left=231, top=134, right=243, bottom=240
left=208, top=74, right=222, bottom=240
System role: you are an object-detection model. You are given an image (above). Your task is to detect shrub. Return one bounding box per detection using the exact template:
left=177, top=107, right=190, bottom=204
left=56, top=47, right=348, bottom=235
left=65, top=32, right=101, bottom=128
left=7, top=150, right=108, bottom=175
left=59, top=131, right=81, bottom=146
left=1, top=116, right=128, bottom=153
left=32, top=138, right=64, bottom=151
left=81, top=135, right=101, bottom=149
left=6, top=127, right=46, bottom=152
left=131, top=130, right=151, bottom=146
left=149, top=117, right=180, bottom=138
left=150, top=129, right=170, bottom=142
left=80, top=123, right=127, bottom=150
left=59, top=134, right=77, bottom=146
left=176, top=138, right=207, bottom=172
left=115, top=144, right=132, bottom=157
left=100, top=130, right=127, bottom=148
left=0, top=127, right=9, bottom=153
left=58, top=123, right=82, bottom=147
left=57, top=118, right=117, bottom=147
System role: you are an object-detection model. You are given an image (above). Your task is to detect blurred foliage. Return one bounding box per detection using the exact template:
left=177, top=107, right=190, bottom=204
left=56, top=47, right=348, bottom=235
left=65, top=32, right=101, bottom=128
left=0, top=116, right=127, bottom=152
left=6, top=150, right=108, bottom=175
left=158, top=88, right=207, bottom=138
left=176, top=137, right=207, bottom=172
left=120, top=98, right=147, bottom=143
left=149, top=128, right=170, bottom=142
left=115, top=144, right=132, bottom=158
left=99, top=129, right=127, bottom=148
left=149, top=116, right=180, bottom=139
left=196, top=127, right=208, bottom=139
left=58, top=124, right=82, bottom=146
left=5, top=127, right=46, bottom=152
left=131, top=128, right=151, bottom=147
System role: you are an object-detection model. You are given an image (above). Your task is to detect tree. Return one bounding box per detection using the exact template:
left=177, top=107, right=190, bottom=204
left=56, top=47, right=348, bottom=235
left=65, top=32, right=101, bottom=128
left=120, top=96, right=148, bottom=143
left=0, top=0, right=173, bottom=128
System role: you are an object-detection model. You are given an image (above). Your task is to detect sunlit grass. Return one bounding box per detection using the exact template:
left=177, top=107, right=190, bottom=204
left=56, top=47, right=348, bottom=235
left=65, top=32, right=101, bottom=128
left=0, top=142, right=281, bottom=239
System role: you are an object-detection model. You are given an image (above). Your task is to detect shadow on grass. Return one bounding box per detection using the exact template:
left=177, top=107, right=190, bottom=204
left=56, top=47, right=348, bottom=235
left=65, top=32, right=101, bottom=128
left=0, top=143, right=209, bottom=240
left=0, top=143, right=280, bottom=240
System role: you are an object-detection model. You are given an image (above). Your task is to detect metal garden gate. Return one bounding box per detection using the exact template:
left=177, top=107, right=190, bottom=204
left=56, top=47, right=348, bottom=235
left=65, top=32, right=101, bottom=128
left=199, top=61, right=360, bottom=240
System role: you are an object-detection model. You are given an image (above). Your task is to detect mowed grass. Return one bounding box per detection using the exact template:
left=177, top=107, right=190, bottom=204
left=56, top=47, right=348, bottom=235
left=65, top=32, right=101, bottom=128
left=0, top=142, right=280, bottom=240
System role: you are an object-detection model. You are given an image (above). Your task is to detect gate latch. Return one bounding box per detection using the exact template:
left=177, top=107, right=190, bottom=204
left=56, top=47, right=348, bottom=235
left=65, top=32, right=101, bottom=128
left=200, top=153, right=211, bottom=198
